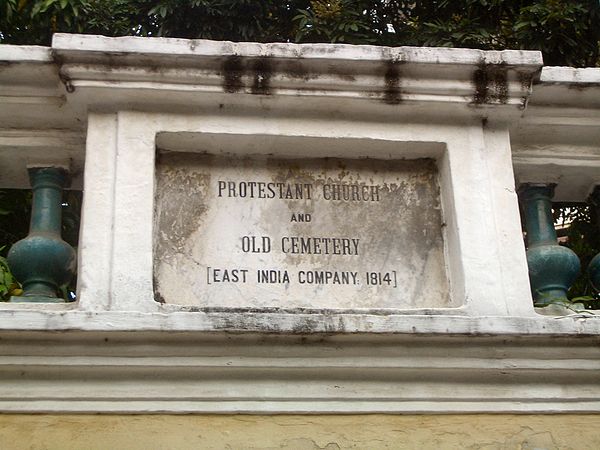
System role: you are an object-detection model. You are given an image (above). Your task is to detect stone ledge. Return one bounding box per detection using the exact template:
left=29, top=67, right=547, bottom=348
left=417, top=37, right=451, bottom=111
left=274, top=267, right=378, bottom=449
left=51, top=34, right=542, bottom=114
left=0, top=308, right=599, bottom=335
left=52, top=34, right=542, bottom=66
left=0, top=331, right=599, bottom=413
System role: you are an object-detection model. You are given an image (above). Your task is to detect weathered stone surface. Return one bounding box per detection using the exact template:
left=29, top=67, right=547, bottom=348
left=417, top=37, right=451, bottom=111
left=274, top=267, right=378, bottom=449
left=154, top=153, right=451, bottom=309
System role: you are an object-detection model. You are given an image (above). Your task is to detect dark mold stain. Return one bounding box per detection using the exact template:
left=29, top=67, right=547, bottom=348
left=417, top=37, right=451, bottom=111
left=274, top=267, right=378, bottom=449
left=155, top=147, right=164, bottom=165
left=517, top=71, right=536, bottom=109
left=518, top=71, right=535, bottom=91
left=472, top=63, right=508, bottom=105
left=250, top=58, right=272, bottom=95
left=63, top=79, right=75, bottom=93
left=281, top=60, right=310, bottom=81
left=383, top=60, right=402, bottom=104
left=153, top=275, right=166, bottom=304
left=222, top=56, right=244, bottom=93
left=222, top=56, right=275, bottom=95
left=530, top=67, right=544, bottom=85
left=58, top=69, right=75, bottom=93
left=473, top=66, right=488, bottom=104
left=328, top=65, right=356, bottom=83
left=567, top=81, right=600, bottom=91
left=292, top=317, right=320, bottom=334
left=154, top=291, right=166, bottom=304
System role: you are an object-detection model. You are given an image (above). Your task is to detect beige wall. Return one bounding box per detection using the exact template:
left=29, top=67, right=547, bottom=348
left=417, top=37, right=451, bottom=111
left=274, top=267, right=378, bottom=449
left=1, top=414, right=599, bottom=449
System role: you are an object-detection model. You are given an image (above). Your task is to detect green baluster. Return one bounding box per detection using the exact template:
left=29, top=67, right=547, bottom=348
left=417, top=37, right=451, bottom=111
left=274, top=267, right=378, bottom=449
left=7, top=167, right=76, bottom=302
left=587, top=186, right=600, bottom=291
left=519, top=184, right=580, bottom=305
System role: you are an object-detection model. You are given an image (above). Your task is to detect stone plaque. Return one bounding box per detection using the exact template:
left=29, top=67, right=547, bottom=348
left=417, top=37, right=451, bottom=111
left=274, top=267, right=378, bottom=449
left=154, top=153, right=451, bottom=309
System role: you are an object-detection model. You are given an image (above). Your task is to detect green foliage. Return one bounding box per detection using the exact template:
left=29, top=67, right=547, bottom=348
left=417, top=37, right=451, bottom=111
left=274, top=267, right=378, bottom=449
left=1, top=0, right=599, bottom=67
left=554, top=204, right=600, bottom=309
left=147, top=0, right=298, bottom=42
left=512, top=0, right=600, bottom=66
left=0, top=247, right=22, bottom=301
left=0, top=190, right=30, bottom=300
left=379, top=0, right=600, bottom=66
left=61, top=190, right=81, bottom=249
left=0, top=0, right=157, bottom=45
left=0, top=189, right=31, bottom=255
left=293, top=0, right=382, bottom=44
left=75, top=0, right=157, bottom=38
left=58, top=190, right=81, bottom=300
left=0, top=0, right=88, bottom=45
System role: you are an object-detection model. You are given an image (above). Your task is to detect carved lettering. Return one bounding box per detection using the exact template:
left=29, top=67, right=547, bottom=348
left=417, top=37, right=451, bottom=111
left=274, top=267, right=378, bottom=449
left=241, top=236, right=271, bottom=253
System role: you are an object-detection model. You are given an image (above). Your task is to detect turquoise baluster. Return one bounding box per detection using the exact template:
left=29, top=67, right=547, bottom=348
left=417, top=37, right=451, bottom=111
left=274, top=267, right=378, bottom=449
left=7, top=167, right=76, bottom=302
left=519, top=184, right=580, bottom=305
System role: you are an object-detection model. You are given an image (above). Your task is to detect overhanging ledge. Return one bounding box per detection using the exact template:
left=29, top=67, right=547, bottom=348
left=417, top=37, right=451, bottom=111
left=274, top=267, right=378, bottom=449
left=51, top=34, right=542, bottom=117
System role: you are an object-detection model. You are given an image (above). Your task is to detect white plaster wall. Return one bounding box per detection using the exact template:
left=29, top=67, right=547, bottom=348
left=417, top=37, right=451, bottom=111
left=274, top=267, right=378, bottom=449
left=4, top=36, right=599, bottom=335
left=5, top=35, right=600, bottom=418
left=77, top=113, right=118, bottom=311
left=73, top=108, right=535, bottom=318
left=482, top=124, right=533, bottom=316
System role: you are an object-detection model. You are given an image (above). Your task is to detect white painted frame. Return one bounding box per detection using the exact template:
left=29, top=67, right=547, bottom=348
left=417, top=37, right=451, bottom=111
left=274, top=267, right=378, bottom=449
left=70, top=110, right=533, bottom=319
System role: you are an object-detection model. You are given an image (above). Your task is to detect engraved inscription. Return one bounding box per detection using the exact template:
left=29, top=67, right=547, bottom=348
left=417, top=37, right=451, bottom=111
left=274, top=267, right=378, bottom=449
left=154, top=154, right=452, bottom=310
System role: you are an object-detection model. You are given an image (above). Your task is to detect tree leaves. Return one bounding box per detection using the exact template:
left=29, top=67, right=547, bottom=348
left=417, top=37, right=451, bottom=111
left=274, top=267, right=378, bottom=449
left=0, top=247, right=22, bottom=301
left=1, top=0, right=598, bottom=66
left=553, top=204, right=600, bottom=307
